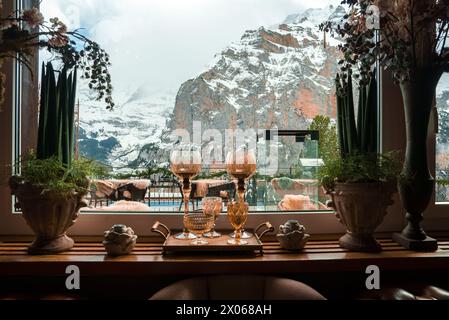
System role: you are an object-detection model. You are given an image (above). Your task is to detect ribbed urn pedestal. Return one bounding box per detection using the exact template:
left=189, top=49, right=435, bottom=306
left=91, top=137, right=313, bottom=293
left=10, top=179, right=86, bottom=255
left=330, top=182, right=396, bottom=252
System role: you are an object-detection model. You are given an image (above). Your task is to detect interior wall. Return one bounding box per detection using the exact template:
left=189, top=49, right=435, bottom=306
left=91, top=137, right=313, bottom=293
left=20, top=0, right=40, bottom=154
left=0, top=0, right=14, bottom=220
left=378, top=71, right=407, bottom=231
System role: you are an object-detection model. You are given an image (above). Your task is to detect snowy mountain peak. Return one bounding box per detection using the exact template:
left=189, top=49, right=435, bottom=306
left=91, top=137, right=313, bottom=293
left=283, top=5, right=345, bottom=27
left=163, top=5, right=343, bottom=170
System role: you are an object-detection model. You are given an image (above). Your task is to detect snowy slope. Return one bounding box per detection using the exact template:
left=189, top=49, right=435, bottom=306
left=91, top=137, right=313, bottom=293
left=77, top=86, right=174, bottom=169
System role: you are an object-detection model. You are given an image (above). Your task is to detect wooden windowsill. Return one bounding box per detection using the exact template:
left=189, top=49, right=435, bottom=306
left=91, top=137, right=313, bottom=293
left=1, top=236, right=449, bottom=277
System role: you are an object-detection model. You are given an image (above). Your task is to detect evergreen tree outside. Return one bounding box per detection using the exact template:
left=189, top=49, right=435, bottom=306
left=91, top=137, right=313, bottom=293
left=308, top=115, right=340, bottom=164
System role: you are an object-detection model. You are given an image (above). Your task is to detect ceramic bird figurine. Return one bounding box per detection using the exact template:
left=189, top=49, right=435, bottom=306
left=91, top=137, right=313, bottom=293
left=103, top=224, right=137, bottom=256
left=276, top=220, right=310, bottom=251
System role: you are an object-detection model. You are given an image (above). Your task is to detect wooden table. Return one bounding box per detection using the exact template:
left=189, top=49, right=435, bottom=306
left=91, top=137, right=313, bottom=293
left=1, top=237, right=449, bottom=277
left=1, top=236, right=449, bottom=299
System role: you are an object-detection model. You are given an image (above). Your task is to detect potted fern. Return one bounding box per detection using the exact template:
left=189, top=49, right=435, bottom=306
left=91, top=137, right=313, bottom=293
left=9, top=62, right=95, bottom=254
left=319, top=70, right=401, bottom=252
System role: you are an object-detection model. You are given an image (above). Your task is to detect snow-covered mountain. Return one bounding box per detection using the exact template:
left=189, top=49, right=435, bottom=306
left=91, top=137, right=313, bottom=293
left=78, top=5, right=345, bottom=170
left=160, top=5, right=344, bottom=166
left=77, top=87, right=175, bottom=170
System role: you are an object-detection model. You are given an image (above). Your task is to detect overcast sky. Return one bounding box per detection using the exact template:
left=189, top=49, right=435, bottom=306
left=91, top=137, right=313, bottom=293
left=41, top=0, right=341, bottom=98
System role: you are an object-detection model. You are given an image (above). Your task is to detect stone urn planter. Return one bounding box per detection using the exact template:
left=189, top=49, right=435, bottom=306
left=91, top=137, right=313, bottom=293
left=10, top=177, right=87, bottom=255
left=329, top=182, right=396, bottom=252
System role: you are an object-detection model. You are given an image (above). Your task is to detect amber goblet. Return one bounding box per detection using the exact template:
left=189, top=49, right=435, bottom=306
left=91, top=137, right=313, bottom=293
left=183, top=212, right=215, bottom=245
left=225, top=147, right=256, bottom=243
left=227, top=201, right=249, bottom=245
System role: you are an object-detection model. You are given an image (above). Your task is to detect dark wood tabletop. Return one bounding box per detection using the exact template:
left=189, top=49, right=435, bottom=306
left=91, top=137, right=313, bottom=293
left=1, top=236, right=449, bottom=277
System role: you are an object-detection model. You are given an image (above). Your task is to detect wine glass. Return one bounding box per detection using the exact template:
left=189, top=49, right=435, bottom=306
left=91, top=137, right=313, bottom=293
left=183, top=212, right=215, bottom=245
left=225, top=146, right=257, bottom=243
left=202, top=197, right=223, bottom=238
left=225, top=147, right=257, bottom=202
left=227, top=202, right=249, bottom=245
left=170, top=143, right=202, bottom=240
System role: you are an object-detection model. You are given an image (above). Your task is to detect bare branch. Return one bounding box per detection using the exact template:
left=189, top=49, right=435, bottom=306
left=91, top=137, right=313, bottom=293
left=440, top=24, right=449, bottom=57
left=435, top=21, right=447, bottom=54
left=409, top=0, right=417, bottom=68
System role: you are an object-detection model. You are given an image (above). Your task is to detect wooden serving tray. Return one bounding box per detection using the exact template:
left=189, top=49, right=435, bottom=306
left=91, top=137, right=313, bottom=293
left=151, top=221, right=274, bottom=255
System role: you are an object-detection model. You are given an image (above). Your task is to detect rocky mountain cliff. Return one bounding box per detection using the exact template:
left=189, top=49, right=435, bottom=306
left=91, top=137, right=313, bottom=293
left=157, top=5, right=344, bottom=168
left=162, top=5, right=343, bottom=147
left=78, top=5, right=346, bottom=170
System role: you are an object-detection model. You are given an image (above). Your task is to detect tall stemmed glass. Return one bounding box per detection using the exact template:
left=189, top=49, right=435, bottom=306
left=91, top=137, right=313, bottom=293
left=225, top=147, right=257, bottom=245
left=202, top=197, right=223, bottom=238
left=170, top=143, right=202, bottom=240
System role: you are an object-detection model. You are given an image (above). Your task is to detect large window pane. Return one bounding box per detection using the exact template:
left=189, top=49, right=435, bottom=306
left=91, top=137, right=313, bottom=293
left=40, top=0, right=342, bottom=213
left=436, top=73, right=449, bottom=203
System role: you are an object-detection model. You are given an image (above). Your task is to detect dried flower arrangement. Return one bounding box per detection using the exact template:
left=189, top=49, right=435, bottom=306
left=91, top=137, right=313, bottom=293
left=0, top=0, right=114, bottom=109
left=320, top=0, right=449, bottom=85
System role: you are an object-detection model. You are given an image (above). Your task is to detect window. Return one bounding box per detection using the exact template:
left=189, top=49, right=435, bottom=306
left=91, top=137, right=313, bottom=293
left=36, top=0, right=344, bottom=216
left=436, top=73, right=449, bottom=204
left=3, top=0, right=429, bottom=236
